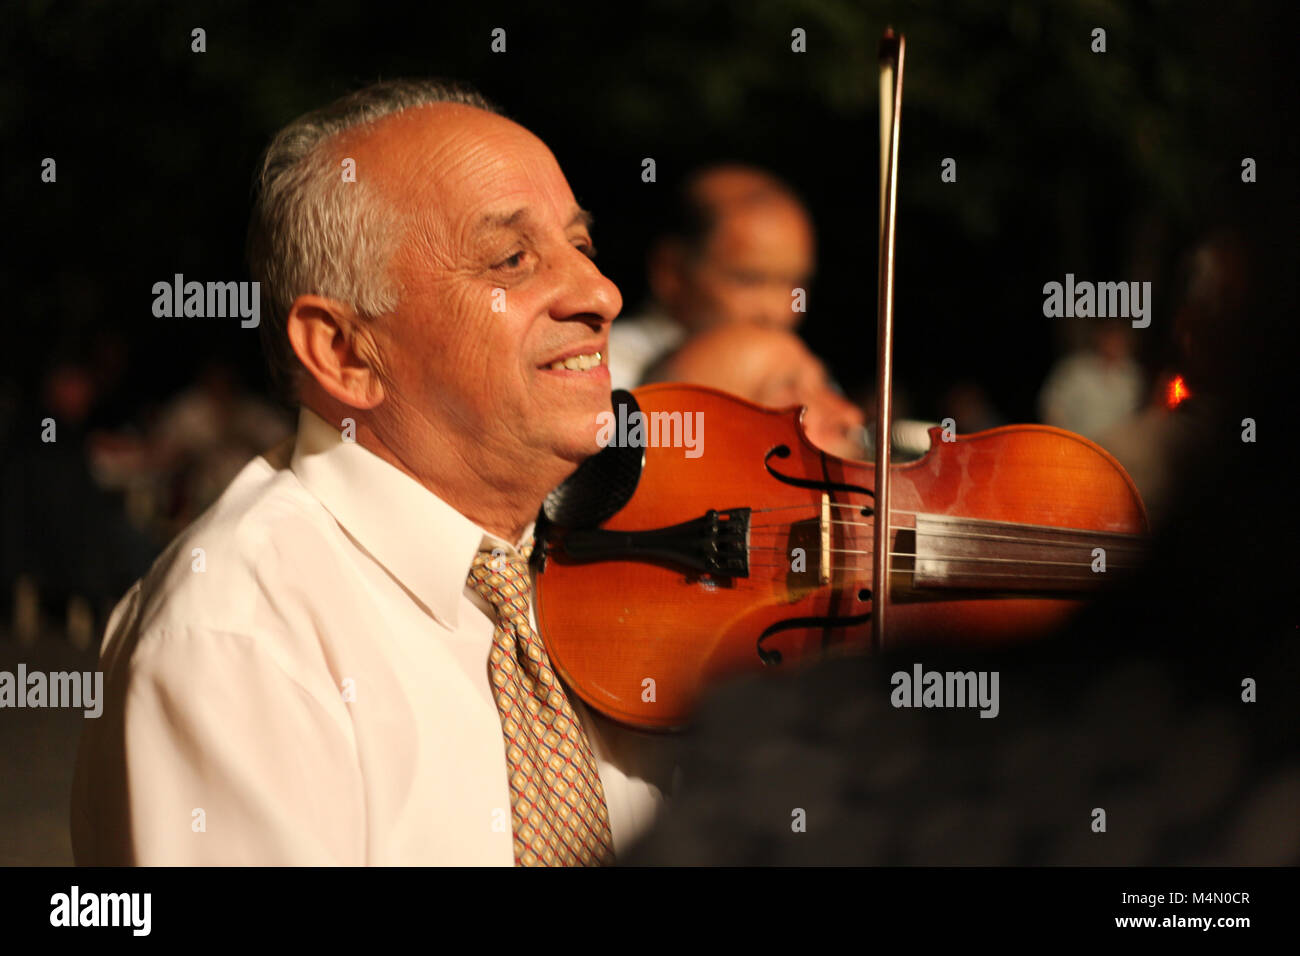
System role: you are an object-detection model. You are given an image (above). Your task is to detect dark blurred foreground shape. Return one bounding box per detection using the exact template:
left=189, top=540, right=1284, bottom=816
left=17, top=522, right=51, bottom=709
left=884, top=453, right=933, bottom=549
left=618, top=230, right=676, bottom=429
left=623, top=633, right=1298, bottom=866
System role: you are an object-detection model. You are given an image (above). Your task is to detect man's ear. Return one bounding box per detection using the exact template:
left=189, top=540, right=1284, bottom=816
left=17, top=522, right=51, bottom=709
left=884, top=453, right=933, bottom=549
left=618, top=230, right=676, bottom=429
left=286, top=295, right=385, bottom=410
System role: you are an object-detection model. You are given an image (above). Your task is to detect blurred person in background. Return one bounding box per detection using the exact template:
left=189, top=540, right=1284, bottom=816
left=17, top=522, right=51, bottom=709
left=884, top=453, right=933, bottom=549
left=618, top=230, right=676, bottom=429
left=608, top=163, right=816, bottom=390
left=1098, top=230, right=1254, bottom=527
left=1, top=353, right=154, bottom=644
left=145, top=359, right=292, bottom=533
left=1037, top=321, right=1143, bottom=441
left=940, top=380, right=1005, bottom=435
left=643, top=322, right=866, bottom=460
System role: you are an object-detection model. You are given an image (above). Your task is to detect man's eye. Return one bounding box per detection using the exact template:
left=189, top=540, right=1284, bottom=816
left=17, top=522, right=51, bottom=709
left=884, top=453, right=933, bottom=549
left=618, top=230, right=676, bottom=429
left=576, top=242, right=597, bottom=260
left=493, top=251, right=527, bottom=270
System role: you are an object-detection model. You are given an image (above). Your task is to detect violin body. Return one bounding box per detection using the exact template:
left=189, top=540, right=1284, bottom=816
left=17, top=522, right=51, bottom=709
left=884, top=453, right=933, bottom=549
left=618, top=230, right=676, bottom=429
left=535, top=384, right=1148, bottom=731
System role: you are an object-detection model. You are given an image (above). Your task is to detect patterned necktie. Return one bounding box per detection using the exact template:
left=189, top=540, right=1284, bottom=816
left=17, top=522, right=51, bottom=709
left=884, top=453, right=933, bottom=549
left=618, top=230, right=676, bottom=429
left=467, top=540, right=616, bottom=866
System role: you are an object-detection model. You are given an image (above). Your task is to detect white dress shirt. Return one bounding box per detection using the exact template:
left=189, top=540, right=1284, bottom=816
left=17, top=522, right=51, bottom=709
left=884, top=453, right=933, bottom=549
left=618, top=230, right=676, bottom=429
left=71, top=407, right=677, bottom=865
left=1037, top=352, right=1143, bottom=441
left=607, top=308, right=687, bottom=391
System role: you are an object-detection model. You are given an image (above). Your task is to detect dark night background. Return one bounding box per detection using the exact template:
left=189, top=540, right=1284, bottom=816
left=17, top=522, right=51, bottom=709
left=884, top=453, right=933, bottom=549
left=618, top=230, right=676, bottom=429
left=1, top=0, right=1296, bottom=868
left=5, top=0, right=1295, bottom=419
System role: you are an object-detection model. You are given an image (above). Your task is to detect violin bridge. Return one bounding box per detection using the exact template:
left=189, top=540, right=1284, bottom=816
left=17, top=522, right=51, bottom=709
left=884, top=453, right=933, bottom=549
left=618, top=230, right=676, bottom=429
left=819, top=493, right=831, bottom=586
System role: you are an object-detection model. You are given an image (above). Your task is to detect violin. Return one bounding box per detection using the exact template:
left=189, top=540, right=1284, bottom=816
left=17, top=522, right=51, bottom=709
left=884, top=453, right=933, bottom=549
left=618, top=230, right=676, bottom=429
left=533, top=385, right=1147, bottom=730
left=532, top=30, right=1149, bottom=731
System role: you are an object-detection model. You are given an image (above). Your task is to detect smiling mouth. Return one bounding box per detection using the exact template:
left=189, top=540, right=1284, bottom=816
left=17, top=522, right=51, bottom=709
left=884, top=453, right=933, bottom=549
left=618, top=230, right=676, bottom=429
left=542, top=351, right=604, bottom=372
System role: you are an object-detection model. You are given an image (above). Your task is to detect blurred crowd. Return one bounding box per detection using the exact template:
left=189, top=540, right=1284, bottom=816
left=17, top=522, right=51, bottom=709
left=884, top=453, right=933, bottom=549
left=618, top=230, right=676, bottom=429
left=0, top=351, right=291, bottom=646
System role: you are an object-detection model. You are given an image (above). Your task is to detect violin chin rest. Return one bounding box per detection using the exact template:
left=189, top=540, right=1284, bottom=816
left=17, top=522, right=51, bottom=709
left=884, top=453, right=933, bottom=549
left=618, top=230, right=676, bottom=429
left=543, top=389, right=645, bottom=529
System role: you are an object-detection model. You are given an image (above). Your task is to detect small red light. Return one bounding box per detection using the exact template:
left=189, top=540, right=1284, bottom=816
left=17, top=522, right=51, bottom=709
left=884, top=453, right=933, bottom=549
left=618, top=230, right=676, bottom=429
left=1166, top=374, right=1191, bottom=409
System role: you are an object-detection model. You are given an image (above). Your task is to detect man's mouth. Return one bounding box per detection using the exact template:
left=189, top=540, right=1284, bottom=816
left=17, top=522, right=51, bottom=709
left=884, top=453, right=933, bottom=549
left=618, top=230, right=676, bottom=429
left=541, top=351, right=604, bottom=372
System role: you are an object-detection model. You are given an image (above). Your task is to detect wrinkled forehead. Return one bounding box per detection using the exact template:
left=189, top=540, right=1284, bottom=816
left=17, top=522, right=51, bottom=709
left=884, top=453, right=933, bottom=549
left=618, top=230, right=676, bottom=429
left=342, top=103, right=576, bottom=228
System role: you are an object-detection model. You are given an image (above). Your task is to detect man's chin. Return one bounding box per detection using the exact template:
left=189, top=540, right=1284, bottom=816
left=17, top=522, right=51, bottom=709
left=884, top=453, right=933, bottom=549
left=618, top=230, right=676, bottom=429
left=529, top=392, right=614, bottom=467
left=555, top=429, right=609, bottom=466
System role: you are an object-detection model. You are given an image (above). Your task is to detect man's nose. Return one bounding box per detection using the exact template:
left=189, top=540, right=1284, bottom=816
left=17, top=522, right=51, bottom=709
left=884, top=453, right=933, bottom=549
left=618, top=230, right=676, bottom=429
left=552, top=245, right=622, bottom=326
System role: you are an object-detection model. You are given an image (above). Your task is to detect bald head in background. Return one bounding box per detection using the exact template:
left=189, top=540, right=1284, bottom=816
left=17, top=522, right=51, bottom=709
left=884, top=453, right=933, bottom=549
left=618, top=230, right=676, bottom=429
left=607, top=163, right=818, bottom=391
left=645, top=323, right=865, bottom=460
left=650, top=164, right=815, bottom=333
left=630, top=169, right=860, bottom=458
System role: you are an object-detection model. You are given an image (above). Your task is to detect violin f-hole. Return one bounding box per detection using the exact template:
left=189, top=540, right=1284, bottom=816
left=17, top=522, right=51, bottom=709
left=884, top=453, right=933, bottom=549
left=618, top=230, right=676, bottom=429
left=763, top=445, right=876, bottom=500
left=756, top=612, right=873, bottom=666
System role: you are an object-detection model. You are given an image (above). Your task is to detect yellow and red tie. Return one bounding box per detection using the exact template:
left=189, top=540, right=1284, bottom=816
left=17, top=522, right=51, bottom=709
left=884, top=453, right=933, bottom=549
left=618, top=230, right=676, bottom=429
left=467, top=542, right=616, bottom=866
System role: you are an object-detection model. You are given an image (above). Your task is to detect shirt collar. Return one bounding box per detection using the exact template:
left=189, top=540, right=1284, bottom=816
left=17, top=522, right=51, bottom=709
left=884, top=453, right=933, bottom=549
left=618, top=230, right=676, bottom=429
left=289, top=406, right=533, bottom=631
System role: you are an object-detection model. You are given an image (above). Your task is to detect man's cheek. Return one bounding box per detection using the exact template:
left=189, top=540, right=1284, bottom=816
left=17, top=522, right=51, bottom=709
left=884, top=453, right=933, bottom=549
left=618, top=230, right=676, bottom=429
left=429, top=285, right=501, bottom=357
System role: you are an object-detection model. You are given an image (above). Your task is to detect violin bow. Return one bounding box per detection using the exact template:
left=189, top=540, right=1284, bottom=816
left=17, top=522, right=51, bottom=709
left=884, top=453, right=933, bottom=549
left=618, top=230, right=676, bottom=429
left=873, top=29, right=904, bottom=651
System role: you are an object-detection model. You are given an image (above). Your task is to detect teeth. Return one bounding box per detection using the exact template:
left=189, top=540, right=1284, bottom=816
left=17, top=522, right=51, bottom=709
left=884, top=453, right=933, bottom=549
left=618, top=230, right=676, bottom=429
left=547, top=352, right=602, bottom=371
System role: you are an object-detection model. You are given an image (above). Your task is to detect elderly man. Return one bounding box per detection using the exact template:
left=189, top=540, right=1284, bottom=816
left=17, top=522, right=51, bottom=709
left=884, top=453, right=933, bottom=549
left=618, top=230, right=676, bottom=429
left=70, top=80, right=674, bottom=866
left=607, top=164, right=816, bottom=390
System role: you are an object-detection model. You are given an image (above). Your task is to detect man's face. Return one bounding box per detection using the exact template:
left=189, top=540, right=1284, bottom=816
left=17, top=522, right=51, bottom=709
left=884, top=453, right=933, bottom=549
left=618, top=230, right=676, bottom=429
left=353, top=104, right=622, bottom=471
left=675, top=198, right=814, bottom=332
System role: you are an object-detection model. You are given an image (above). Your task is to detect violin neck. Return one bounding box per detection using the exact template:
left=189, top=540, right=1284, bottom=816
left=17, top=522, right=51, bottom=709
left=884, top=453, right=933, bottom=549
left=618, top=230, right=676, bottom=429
left=893, top=512, right=1143, bottom=594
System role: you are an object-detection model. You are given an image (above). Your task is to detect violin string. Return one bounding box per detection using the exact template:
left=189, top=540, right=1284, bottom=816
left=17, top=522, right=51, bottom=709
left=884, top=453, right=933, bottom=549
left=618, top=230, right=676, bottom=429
left=752, top=501, right=1145, bottom=526
left=748, top=530, right=1144, bottom=561
left=751, top=502, right=922, bottom=517
left=744, top=545, right=1140, bottom=571
left=759, top=500, right=1129, bottom=521
left=745, top=562, right=1124, bottom=582
left=747, top=515, right=1145, bottom=551
left=749, top=503, right=832, bottom=515
left=751, top=511, right=1144, bottom=539
left=747, top=526, right=1144, bottom=553
left=828, top=520, right=1145, bottom=549
left=831, top=568, right=1117, bottom=581
left=748, top=522, right=1144, bottom=554
left=751, top=502, right=1144, bottom=540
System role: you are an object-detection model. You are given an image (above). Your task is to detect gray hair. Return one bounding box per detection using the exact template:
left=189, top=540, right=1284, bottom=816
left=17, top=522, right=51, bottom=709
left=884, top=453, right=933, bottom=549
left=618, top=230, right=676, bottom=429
left=246, top=78, right=499, bottom=401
